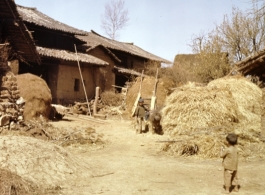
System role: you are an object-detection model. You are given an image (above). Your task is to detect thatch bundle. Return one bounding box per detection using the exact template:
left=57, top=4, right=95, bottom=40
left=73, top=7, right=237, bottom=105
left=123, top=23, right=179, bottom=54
left=126, top=76, right=174, bottom=113
left=160, top=76, right=264, bottom=158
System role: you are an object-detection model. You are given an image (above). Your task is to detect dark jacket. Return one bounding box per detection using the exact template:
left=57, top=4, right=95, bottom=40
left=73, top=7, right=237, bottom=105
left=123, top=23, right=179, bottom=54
left=135, top=105, right=148, bottom=118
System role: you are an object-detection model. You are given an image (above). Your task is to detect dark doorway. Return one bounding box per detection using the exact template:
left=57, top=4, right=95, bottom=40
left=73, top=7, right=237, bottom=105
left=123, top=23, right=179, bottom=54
left=115, top=74, right=129, bottom=92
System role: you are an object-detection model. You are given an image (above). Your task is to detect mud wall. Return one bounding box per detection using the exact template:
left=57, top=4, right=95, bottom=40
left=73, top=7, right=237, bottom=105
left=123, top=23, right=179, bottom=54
left=87, top=47, right=115, bottom=91
left=54, top=64, right=98, bottom=105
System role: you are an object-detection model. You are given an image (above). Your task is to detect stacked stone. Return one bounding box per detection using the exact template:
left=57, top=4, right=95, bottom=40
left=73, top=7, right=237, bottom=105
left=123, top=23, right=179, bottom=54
left=0, top=72, right=25, bottom=130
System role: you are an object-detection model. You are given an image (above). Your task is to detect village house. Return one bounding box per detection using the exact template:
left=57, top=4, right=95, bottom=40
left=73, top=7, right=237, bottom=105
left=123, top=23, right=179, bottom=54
left=77, top=31, right=171, bottom=89
left=2, top=1, right=171, bottom=104
left=0, top=0, right=42, bottom=126
left=0, top=0, right=40, bottom=69
left=234, top=48, right=265, bottom=86
left=15, top=5, right=109, bottom=105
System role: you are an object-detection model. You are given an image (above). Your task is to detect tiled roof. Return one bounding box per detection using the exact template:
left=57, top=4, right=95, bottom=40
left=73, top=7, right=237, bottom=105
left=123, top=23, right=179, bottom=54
left=235, top=48, right=265, bottom=75
left=37, top=46, right=108, bottom=66
left=77, top=31, right=172, bottom=64
left=17, top=5, right=87, bottom=35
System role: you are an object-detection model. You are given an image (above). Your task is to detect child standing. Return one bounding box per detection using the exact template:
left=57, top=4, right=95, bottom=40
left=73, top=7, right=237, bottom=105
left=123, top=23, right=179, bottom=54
left=220, top=133, right=239, bottom=194
left=133, top=98, right=148, bottom=134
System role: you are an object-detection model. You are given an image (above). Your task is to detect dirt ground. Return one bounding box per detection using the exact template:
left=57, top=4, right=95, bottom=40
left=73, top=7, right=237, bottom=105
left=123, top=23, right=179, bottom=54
left=49, top=115, right=265, bottom=195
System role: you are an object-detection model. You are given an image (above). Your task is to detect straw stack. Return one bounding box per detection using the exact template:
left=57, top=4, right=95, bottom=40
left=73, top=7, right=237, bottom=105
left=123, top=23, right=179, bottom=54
left=160, top=76, right=265, bottom=158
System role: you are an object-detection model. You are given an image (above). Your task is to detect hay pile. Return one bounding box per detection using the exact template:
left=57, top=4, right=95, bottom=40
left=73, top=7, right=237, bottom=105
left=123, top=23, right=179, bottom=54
left=161, top=76, right=264, bottom=158
left=16, top=73, right=52, bottom=121
left=208, top=76, right=261, bottom=131
left=126, top=76, right=174, bottom=113
left=0, top=117, right=105, bottom=147
left=0, top=135, right=91, bottom=189
left=0, top=168, right=45, bottom=195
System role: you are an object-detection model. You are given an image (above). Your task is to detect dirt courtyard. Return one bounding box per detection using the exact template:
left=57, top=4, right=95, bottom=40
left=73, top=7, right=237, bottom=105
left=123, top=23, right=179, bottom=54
left=49, top=115, right=265, bottom=195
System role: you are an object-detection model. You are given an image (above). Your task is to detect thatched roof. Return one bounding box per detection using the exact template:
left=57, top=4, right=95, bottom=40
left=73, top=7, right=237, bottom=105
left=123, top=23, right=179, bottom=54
left=77, top=31, right=171, bottom=64
left=37, top=46, right=108, bottom=66
left=0, top=0, right=40, bottom=63
left=235, top=49, right=265, bottom=76
left=17, top=5, right=87, bottom=35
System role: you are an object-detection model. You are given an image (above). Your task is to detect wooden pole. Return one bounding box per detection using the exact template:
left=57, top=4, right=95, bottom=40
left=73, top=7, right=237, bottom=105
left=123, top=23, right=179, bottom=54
left=93, top=86, right=100, bottom=115
left=74, top=44, right=91, bottom=116
left=150, top=68, right=158, bottom=110
left=261, top=88, right=265, bottom=139
left=131, top=70, right=144, bottom=117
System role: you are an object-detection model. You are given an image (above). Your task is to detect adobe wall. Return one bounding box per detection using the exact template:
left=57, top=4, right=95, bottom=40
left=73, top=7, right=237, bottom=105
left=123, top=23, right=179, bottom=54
left=47, top=65, right=59, bottom=104
left=54, top=64, right=97, bottom=105
left=87, top=47, right=115, bottom=91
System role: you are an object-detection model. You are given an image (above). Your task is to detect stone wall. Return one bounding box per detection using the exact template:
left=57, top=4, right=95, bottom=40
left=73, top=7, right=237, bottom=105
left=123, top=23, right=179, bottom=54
left=0, top=71, right=24, bottom=130
left=0, top=44, right=24, bottom=130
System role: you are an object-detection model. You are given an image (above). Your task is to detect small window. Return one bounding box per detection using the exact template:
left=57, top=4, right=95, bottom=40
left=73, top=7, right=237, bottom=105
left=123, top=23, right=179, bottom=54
left=74, top=78, right=80, bottom=91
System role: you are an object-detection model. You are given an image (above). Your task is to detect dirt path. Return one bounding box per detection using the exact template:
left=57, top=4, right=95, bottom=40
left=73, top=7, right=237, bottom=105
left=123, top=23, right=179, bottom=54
left=50, top=116, right=265, bottom=195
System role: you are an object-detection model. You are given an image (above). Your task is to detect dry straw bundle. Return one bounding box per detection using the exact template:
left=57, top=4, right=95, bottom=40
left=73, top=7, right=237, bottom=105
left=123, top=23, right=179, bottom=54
left=160, top=77, right=265, bottom=158
left=0, top=168, right=43, bottom=195
left=1, top=118, right=105, bottom=147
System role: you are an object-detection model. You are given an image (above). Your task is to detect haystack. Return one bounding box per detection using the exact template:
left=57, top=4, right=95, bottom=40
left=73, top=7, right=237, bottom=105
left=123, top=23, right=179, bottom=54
left=160, top=77, right=264, bottom=158
left=126, top=76, right=174, bottom=114
left=0, top=135, right=91, bottom=188
left=16, top=73, right=52, bottom=121
left=208, top=76, right=261, bottom=132
left=0, top=168, right=43, bottom=195
left=161, top=82, right=239, bottom=135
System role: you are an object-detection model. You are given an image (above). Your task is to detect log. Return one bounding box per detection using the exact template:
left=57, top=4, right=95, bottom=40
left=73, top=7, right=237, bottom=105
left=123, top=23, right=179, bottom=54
left=93, top=113, right=107, bottom=120
left=93, top=87, right=100, bottom=115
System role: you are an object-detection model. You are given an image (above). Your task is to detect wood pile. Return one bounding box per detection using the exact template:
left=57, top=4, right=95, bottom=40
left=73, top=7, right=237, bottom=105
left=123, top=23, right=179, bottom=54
left=0, top=72, right=24, bottom=130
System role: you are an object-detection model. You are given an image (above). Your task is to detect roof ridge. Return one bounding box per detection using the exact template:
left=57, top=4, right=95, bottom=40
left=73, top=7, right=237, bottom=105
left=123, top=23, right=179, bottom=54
left=90, top=30, right=129, bottom=44
left=17, top=4, right=37, bottom=10
left=17, top=5, right=87, bottom=35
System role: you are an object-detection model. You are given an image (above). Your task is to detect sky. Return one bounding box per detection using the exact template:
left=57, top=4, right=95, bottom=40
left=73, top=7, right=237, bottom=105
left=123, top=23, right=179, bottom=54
left=15, top=0, right=253, bottom=63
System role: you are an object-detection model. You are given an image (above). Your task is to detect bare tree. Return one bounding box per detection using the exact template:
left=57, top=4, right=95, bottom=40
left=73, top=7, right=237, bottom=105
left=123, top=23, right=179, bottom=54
left=101, top=0, right=129, bottom=40
left=191, top=3, right=265, bottom=63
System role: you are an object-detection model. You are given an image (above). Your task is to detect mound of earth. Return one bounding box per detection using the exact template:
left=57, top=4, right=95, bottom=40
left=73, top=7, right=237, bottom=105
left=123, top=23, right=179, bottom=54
left=16, top=73, right=52, bottom=121
left=0, top=135, right=91, bottom=188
